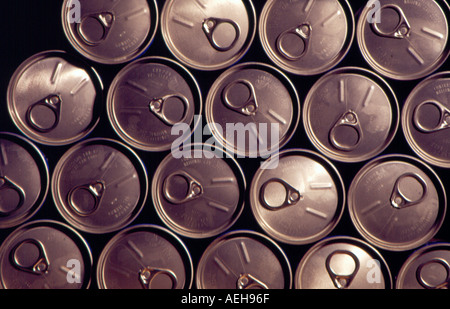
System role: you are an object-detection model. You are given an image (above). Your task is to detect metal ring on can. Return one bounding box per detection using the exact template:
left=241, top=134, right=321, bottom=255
left=149, top=94, right=190, bottom=126
left=10, top=239, right=50, bottom=276
left=25, top=94, right=62, bottom=133
left=413, top=100, right=450, bottom=133
left=370, top=4, right=411, bottom=39
left=202, top=17, right=241, bottom=52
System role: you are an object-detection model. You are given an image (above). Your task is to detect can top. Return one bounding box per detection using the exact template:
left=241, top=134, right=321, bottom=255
left=0, top=220, right=92, bottom=289
left=357, top=0, right=450, bottom=80
left=62, top=0, right=159, bottom=64
left=348, top=155, right=447, bottom=251
left=259, top=0, right=354, bottom=76
left=396, top=242, right=450, bottom=289
left=96, top=224, right=193, bottom=289
left=52, top=138, right=148, bottom=234
left=295, top=236, right=392, bottom=289
left=152, top=144, right=246, bottom=239
left=7, top=50, right=103, bottom=146
left=161, top=0, right=256, bottom=71
left=303, top=67, right=398, bottom=163
left=107, top=57, right=202, bottom=152
left=196, top=230, right=292, bottom=289
left=249, top=149, right=345, bottom=245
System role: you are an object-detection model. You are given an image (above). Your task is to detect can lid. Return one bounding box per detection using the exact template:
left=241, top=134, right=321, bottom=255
left=396, top=242, right=450, bottom=289
left=348, top=155, right=447, bottom=251
left=7, top=50, right=103, bottom=146
left=51, top=138, right=148, bottom=234
left=294, top=236, right=392, bottom=289
left=0, top=133, right=49, bottom=229
left=160, top=0, right=256, bottom=71
left=96, top=224, right=193, bottom=289
left=357, top=0, right=450, bottom=80
left=249, top=149, right=345, bottom=245
left=107, top=57, right=202, bottom=152
left=196, top=230, right=292, bottom=289
left=152, top=144, right=246, bottom=239
left=62, top=0, right=159, bottom=64
left=303, top=67, right=398, bottom=163
left=402, top=71, right=450, bottom=168
left=0, top=220, right=92, bottom=289
left=205, top=62, right=300, bottom=158
left=259, top=0, right=354, bottom=76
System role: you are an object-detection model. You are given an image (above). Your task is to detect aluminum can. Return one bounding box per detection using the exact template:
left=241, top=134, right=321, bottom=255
left=51, top=138, right=148, bottom=234
left=196, top=230, right=292, bottom=289
left=152, top=144, right=246, bottom=239
left=249, top=149, right=345, bottom=245
left=160, top=0, right=256, bottom=71
left=107, top=56, right=202, bottom=152
left=303, top=67, right=398, bottom=163
left=402, top=71, right=450, bottom=168
left=396, top=242, right=450, bottom=289
left=348, top=154, right=447, bottom=252
left=205, top=62, right=300, bottom=159
left=61, top=0, right=159, bottom=65
left=0, top=220, right=92, bottom=289
left=96, top=224, right=193, bottom=289
left=0, top=133, right=49, bottom=229
left=259, top=0, right=354, bottom=76
left=357, top=0, right=450, bottom=80
left=294, top=236, right=392, bottom=289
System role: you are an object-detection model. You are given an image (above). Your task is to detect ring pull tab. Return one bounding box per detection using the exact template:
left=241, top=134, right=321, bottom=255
left=163, top=171, right=203, bottom=205
left=139, top=266, right=178, bottom=289
left=222, top=79, right=258, bottom=116
left=325, top=250, right=360, bottom=289
left=371, top=4, right=411, bottom=39
left=329, top=110, right=363, bottom=151
left=413, top=101, right=450, bottom=133
left=416, top=258, right=450, bottom=289
left=237, top=273, right=269, bottom=289
left=67, top=180, right=106, bottom=216
left=10, top=239, right=50, bottom=276
left=276, top=23, right=312, bottom=61
left=0, top=176, right=26, bottom=216
left=390, top=173, right=427, bottom=209
left=26, top=94, right=62, bottom=133
left=259, top=178, right=301, bottom=211
left=202, top=17, right=240, bottom=52
left=77, top=12, right=114, bottom=46
left=149, top=94, right=190, bottom=126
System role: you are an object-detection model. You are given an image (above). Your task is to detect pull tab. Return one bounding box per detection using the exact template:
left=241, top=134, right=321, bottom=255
left=416, top=258, right=450, bottom=289
left=390, top=173, right=427, bottom=209
left=259, top=178, right=301, bottom=211
left=0, top=176, right=26, bottom=216
left=371, top=4, right=411, bottom=39
left=413, top=101, right=450, bottom=133
left=237, top=273, right=269, bottom=289
left=67, top=180, right=106, bottom=216
left=329, top=110, right=363, bottom=151
left=325, top=250, right=360, bottom=289
left=139, top=266, right=178, bottom=289
left=222, top=79, right=258, bottom=116
left=163, top=171, right=203, bottom=204
left=26, top=94, right=62, bottom=133
left=10, top=239, right=50, bottom=276
left=202, top=17, right=240, bottom=52
left=77, top=12, right=114, bottom=46
left=276, top=23, right=312, bottom=61
left=149, top=94, right=190, bottom=126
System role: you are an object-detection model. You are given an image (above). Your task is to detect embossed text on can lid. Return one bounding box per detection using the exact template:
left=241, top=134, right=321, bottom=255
left=51, top=138, right=148, bottom=234
left=62, top=0, right=159, bottom=65
left=0, top=220, right=92, bottom=289
left=259, top=0, right=354, bottom=76
left=249, top=149, right=345, bottom=245
left=196, top=230, right=292, bottom=289
left=160, top=0, right=256, bottom=71
left=348, top=154, right=447, bottom=251
left=96, top=224, right=193, bottom=289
